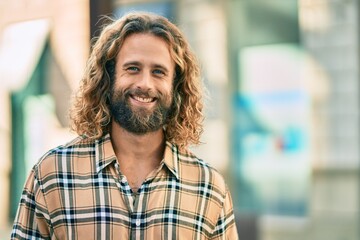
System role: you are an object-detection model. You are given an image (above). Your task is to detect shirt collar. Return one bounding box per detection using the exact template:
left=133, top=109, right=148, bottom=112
left=162, top=141, right=180, bottom=180
left=95, top=133, right=117, bottom=173
left=95, top=133, right=180, bottom=180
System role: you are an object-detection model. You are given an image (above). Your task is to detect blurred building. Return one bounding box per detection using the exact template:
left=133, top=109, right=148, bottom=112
left=0, top=0, right=358, bottom=239
left=226, top=0, right=359, bottom=239
left=0, top=0, right=89, bottom=236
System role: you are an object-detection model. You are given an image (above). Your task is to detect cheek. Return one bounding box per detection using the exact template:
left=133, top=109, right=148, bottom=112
left=163, top=78, right=174, bottom=94
left=164, top=85, right=174, bottom=105
left=114, top=72, right=132, bottom=87
left=111, top=82, right=128, bottom=100
left=113, top=78, right=131, bottom=93
left=161, top=84, right=174, bottom=100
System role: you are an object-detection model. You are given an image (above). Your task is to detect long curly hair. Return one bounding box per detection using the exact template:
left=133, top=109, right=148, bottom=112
left=70, top=12, right=204, bottom=149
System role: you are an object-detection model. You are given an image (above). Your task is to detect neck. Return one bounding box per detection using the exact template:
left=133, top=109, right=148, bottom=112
left=110, top=121, right=165, bottom=163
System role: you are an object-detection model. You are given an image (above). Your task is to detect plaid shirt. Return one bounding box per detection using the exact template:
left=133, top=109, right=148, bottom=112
left=11, top=134, right=238, bottom=239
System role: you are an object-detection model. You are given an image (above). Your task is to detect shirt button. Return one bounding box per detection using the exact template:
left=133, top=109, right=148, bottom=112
left=135, top=219, right=141, bottom=227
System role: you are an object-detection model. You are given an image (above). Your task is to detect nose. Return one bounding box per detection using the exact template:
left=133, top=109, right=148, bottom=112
left=135, top=71, right=153, bottom=91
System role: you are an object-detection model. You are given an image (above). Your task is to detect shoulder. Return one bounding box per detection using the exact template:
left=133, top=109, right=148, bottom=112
left=32, top=135, right=97, bottom=180
left=38, top=135, right=95, bottom=161
left=176, top=147, right=227, bottom=196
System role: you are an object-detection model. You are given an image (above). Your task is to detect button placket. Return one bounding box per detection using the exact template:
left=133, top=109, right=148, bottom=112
left=121, top=176, right=127, bottom=183
left=135, top=219, right=141, bottom=227
left=113, top=162, right=135, bottom=213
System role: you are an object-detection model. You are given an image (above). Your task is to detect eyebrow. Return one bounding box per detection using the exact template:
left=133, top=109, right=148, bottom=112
left=122, top=61, right=141, bottom=68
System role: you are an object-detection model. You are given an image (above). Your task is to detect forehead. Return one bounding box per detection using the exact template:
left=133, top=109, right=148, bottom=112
left=116, top=33, right=174, bottom=67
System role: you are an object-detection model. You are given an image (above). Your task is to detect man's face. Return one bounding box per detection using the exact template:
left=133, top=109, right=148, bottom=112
left=109, top=33, right=175, bottom=134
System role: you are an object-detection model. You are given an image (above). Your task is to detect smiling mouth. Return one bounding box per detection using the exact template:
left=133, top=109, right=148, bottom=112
left=131, top=95, right=156, bottom=103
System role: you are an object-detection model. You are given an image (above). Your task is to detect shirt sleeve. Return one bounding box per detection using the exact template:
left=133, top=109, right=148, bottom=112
left=211, top=188, right=239, bottom=240
left=11, top=169, right=52, bottom=239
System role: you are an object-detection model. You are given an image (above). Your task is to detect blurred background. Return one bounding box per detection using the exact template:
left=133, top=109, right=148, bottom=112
left=0, top=0, right=359, bottom=239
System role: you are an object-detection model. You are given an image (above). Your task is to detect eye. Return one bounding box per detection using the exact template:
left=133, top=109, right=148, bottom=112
left=153, top=69, right=165, bottom=76
left=127, top=66, right=140, bottom=72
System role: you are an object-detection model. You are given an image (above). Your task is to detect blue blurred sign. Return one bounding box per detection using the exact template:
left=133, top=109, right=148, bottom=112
left=233, top=44, right=311, bottom=216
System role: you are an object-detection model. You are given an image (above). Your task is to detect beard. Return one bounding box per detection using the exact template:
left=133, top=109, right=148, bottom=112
left=109, top=87, right=173, bottom=135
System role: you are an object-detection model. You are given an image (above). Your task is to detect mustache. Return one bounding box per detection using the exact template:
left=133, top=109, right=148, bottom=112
left=123, top=88, right=162, bottom=99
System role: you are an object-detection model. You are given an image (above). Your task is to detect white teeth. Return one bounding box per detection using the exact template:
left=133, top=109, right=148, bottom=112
left=133, top=96, right=153, bottom=103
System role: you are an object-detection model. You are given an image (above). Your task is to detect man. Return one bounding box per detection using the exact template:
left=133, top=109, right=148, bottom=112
left=11, top=12, right=239, bottom=239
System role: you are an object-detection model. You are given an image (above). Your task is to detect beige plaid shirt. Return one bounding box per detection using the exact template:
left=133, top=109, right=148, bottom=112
left=12, top=134, right=238, bottom=239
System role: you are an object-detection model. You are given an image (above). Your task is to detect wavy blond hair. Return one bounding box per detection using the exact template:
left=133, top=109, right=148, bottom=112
left=70, top=12, right=204, bottom=149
